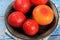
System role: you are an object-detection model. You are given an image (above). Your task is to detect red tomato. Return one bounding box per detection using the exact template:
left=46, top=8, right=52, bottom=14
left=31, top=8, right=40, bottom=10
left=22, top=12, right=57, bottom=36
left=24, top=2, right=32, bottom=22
left=8, top=11, right=26, bottom=28
left=13, top=0, right=31, bottom=14
left=23, top=19, right=39, bottom=36
left=31, top=0, right=48, bottom=6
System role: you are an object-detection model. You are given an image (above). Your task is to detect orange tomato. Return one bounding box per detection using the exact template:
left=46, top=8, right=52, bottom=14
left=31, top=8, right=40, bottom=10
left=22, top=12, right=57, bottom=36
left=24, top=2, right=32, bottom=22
left=32, top=5, right=54, bottom=25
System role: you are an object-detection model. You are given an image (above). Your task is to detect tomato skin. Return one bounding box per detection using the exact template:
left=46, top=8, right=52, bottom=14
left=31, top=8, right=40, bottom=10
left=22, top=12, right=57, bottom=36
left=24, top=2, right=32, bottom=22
left=31, top=0, right=48, bottom=6
left=33, top=5, right=54, bottom=25
left=23, top=20, right=39, bottom=36
left=13, top=0, right=31, bottom=14
left=8, top=11, right=26, bottom=28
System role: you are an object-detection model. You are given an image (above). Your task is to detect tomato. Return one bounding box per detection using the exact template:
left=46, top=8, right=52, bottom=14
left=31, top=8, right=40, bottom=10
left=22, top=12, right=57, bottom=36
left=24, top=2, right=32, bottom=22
left=31, top=0, right=48, bottom=6
left=8, top=11, right=26, bottom=28
left=33, top=5, right=54, bottom=25
left=23, top=19, right=39, bottom=36
left=13, top=0, right=31, bottom=14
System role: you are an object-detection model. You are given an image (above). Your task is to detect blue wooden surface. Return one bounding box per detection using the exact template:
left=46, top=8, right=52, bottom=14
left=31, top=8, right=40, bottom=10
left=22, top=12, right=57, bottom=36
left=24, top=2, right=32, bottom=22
left=48, top=36, right=60, bottom=40
left=0, top=0, right=14, bottom=16
left=0, top=0, right=60, bottom=40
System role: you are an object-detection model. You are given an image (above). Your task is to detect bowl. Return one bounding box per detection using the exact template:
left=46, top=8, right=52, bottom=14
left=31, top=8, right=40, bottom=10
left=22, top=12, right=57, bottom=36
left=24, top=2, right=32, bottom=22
left=4, top=0, right=59, bottom=40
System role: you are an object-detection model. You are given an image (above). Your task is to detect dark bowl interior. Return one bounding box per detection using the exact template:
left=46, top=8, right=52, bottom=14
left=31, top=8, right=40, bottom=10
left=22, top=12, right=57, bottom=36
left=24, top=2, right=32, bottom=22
left=5, top=1, right=59, bottom=40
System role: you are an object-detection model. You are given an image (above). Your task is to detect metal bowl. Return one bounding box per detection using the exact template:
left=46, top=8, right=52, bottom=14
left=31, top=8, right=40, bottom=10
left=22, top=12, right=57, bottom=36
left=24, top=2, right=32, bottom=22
left=4, top=1, right=59, bottom=40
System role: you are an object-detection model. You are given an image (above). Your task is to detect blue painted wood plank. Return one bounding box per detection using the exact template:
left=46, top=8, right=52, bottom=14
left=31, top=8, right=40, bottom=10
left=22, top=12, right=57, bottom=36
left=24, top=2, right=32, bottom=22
left=48, top=36, right=60, bottom=40
left=0, top=0, right=14, bottom=16
left=0, top=17, right=6, bottom=39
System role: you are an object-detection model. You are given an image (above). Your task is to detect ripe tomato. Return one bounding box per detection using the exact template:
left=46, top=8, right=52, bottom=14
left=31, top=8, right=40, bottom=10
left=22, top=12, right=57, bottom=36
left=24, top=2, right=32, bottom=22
left=13, top=0, right=31, bottom=14
left=23, top=19, right=39, bottom=36
left=31, top=0, right=48, bottom=6
left=33, top=5, right=54, bottom=25
left=8, top=11, right=26, bottom=28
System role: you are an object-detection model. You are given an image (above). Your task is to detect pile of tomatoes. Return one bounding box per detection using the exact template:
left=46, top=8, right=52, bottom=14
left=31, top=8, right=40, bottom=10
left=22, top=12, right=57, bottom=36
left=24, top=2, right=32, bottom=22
left=8, top=0, right=54, bottom=36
